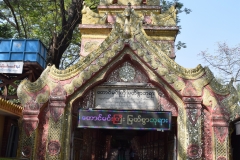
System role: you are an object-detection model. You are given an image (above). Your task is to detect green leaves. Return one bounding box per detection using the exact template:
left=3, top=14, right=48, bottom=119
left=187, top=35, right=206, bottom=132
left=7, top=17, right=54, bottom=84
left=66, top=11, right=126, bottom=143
left=161, top=0, right=190, bottom=51
left=0, top=24, right=15, bottom=38
left=161, top=0, right=191, bottom=16
left=175, top=41, right=186, bottom=50
left=1, top=0, right=64, bottom=43
left=84, top=0, right=100, bottom=10
left=0, top=0, right=85, bottom=68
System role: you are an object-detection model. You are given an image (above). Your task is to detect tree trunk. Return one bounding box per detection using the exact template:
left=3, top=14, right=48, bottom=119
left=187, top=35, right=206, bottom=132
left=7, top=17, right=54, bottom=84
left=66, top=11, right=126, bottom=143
left=47, top=0, right=83, bottom=69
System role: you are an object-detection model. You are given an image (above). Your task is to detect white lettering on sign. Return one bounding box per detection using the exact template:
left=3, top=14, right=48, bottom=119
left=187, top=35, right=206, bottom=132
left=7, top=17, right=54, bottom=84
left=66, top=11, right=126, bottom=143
left=95, top=87, right=158, bottom=110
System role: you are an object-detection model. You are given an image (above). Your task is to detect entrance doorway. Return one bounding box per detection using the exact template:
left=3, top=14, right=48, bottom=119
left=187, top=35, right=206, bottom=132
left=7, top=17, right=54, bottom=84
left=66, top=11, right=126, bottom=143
left=231, top=124, right=240, bottom=160
left=71, top=118, right=177, bottom=160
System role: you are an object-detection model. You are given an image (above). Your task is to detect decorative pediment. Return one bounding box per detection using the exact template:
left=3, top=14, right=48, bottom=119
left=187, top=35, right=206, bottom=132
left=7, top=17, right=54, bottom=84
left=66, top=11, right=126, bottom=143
left=17, top=3, right=239, bottom=124
left=81, top=4, right=107, bottom=24
left=70, top=59, right=178, bottom=115
left=99, top=0, right=160, bottom=6
left=151, top=5, right=177, bottom=26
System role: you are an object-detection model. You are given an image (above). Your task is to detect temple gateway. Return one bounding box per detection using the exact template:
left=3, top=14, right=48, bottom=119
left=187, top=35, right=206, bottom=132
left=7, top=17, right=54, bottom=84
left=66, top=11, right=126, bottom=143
left=17, top=0, right=240, bottom=160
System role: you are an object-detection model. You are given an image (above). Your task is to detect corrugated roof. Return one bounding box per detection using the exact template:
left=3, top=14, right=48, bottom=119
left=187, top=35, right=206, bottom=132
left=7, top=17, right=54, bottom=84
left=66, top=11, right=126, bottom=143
left=0, top=98, right=23, bottom=117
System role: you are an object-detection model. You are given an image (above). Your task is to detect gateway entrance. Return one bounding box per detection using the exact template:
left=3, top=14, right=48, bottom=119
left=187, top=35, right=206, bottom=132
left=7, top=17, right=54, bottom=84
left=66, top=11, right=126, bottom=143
left=70, top=80, right=178, bottom=160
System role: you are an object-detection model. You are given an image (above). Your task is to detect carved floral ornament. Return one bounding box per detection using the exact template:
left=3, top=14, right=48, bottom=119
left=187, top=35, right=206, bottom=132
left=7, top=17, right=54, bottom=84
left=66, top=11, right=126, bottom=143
left=211, top=103, right=230, bottom=144
left=119, top=63, right=136, bottom=81
left=187, top=144, right=202, bottom=159
left=100, top=0, right=160, bottom=5
left=22, top=146, right=31, bottom=158
left=49, top=83, right=67, bottom=122
left=22, top=100, right=40, bottom=137
left=81, top=4, right=107, bottom=24
left=84, top=41, right=101, bottom=53
left=48, top=141, right=61, bottom=156
left=84, top=1, right=175, bottom=26
left=182, top=97, right=202, bottom=125
left=214, top=127, right=228, bottom=144
left=217, top=157, right=227, bottom=160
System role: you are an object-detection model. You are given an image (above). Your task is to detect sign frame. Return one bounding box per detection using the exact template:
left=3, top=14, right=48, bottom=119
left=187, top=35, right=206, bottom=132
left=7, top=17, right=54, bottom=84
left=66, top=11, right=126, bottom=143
left=0, top=61, right=23, bottom=74
left=94, top=86, right=159, bottom=110
left=78, top=109, right=172, bottom=131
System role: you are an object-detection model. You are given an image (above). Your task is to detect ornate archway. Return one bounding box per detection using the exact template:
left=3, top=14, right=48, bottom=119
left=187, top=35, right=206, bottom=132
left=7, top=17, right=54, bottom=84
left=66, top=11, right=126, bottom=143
left=17, top=1, right=239, bottom=160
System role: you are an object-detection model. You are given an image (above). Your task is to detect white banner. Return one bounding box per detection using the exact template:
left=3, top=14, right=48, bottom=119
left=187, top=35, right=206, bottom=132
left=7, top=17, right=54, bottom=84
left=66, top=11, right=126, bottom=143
left=0, top=62, right=24, bottom=74
left=95, top=87, right=158, bottom=110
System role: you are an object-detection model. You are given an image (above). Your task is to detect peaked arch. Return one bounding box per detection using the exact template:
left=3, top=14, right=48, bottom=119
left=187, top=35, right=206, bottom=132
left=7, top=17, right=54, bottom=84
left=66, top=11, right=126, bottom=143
left=16, top=3, right=239, bottom=160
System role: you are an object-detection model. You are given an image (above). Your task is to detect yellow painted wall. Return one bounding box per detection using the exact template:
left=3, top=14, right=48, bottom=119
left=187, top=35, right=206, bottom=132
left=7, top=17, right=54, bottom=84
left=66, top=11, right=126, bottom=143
left=0, top=116, right=5, bottom=154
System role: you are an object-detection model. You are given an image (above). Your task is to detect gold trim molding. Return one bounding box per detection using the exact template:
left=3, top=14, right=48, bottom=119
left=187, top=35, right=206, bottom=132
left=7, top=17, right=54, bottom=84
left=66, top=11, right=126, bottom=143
left=0, top=98, right=23, bottom=117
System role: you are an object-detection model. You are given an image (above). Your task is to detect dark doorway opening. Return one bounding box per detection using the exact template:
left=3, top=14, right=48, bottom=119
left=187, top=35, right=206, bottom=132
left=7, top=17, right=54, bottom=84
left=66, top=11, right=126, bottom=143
left=231, top=127, right=240, bottom=160
left=71, top=117, right=177, bottom=160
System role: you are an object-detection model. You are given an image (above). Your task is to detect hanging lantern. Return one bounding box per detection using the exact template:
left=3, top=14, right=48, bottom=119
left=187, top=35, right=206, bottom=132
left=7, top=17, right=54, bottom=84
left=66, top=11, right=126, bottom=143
left=235, top=121, right=240, bottom=135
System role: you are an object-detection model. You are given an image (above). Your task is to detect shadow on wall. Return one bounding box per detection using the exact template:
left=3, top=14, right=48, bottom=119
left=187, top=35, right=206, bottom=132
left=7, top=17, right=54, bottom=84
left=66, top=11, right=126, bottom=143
left=231, top=128, right=240, bottom=160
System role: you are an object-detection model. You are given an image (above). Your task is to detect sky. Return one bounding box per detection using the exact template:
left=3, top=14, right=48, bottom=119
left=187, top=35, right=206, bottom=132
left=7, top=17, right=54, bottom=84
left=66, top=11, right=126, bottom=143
left=174, top=0, right=240, bottom=73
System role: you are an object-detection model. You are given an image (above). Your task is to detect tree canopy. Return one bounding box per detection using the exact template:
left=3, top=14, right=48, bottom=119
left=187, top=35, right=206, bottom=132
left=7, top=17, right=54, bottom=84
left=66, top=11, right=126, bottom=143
left=0, top=0, right=85, bottom=68
left=199, top=42, right=240, bottom=84
left=199, top=42, right=240, bottom=103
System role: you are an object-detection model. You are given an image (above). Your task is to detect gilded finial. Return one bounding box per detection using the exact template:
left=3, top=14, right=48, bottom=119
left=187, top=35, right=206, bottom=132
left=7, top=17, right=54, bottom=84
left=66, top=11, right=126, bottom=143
left=123, top=2, right=132, bottom=38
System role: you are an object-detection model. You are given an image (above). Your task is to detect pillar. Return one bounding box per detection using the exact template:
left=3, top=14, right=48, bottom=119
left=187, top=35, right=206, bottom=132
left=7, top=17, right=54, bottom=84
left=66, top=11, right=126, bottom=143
left=183, top=97, right=203, bottom=159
